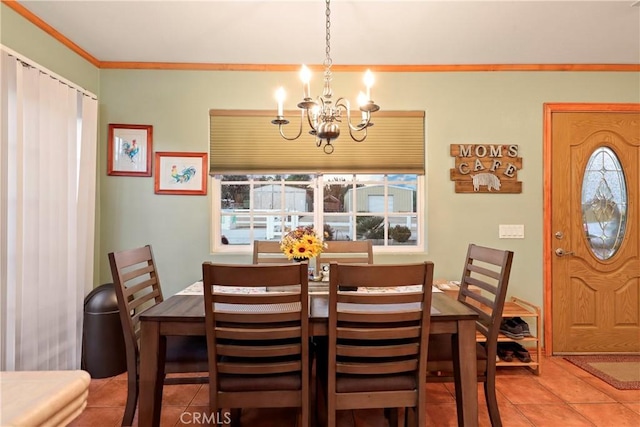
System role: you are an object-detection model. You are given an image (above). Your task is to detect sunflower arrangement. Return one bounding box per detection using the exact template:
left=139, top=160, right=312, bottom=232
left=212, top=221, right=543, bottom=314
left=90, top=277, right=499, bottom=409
left=280, top=225, right=325, bottom=260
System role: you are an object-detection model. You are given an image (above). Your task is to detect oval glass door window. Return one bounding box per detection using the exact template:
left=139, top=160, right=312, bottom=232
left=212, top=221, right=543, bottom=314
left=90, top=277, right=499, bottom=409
left=581, top=147, right=628, bottom=260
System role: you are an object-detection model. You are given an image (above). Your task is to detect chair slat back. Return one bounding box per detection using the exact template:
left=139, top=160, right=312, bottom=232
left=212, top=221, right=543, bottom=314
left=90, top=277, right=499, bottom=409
left=252, top=240, right=291, bottom=264
left=202, top=262, right=310, bottom=380
left=316, top=240, right=373, bottom=267
left=108, top=245, right=164, bottom=361
left=328, top=262, right=434, bottom=381
left=457, top=244, right=514, bottom=347
left=425, top=244, right=513, bottom=427
left=109, top=245, right=210, bottom=427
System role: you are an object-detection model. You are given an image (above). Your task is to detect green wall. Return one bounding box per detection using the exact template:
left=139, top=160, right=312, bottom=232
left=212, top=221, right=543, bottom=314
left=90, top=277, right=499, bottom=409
left=1, top=4, right=100, bottom=95
left=98, top=69, right=640, bottom=304
left=4, top=4, right=640, bottom=309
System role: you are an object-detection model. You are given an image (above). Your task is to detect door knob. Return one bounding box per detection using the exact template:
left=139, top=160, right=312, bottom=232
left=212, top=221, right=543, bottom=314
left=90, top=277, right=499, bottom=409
left=555, top=248, right=574, bottom=257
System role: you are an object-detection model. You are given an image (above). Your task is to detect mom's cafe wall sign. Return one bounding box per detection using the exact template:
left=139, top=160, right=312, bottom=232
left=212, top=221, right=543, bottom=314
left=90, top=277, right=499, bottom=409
left=450, top=144, right=522, bottom=193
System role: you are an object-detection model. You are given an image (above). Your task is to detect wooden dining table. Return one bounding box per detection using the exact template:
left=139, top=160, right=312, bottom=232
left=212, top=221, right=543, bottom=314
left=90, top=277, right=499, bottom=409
left=139, top=285, right=480, bottom=427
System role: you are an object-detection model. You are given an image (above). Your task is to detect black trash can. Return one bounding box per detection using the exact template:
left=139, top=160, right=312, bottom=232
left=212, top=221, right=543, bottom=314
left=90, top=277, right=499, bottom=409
left=82, top=283, right=127, bottom=378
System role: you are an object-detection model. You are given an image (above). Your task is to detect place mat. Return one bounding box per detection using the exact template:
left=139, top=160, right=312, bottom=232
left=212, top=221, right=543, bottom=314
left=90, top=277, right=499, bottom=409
left=357, top=285, right=425, bottom=293
left=178, top=282, right=441, bottom=296
left=178, top=282, right=266, bottom=295
left=564, top=355, right=640, bottom=390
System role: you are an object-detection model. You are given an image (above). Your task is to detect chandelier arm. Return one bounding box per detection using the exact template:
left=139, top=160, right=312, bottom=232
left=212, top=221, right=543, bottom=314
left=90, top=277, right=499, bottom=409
left=334, top=98, right=349, bottom=110
left=305, top=108, right=318, bottom=134
left=277, top=110, right=305, bottom=141
left=347, top=124, right=368, bottom=142
left=335, top=97, right=373, bottom=133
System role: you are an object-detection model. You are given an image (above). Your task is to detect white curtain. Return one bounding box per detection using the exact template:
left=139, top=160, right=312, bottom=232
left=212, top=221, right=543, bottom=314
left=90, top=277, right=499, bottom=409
left=0, top=48, right=98, bottom=371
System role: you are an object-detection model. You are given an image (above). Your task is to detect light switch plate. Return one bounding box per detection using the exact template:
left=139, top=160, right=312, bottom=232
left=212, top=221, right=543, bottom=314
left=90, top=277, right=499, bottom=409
left=499, top=224, right=525, bottom=239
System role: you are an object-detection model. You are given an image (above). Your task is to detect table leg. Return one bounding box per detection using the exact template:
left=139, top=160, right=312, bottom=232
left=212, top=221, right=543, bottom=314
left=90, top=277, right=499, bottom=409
left=455, top=318, right=478, bottom=427
left=140, top=320, right=162, bottom=427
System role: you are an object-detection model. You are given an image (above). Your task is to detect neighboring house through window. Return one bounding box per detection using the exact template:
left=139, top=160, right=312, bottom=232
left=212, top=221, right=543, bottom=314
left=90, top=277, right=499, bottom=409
left=212, top=174, right=423, bottom=253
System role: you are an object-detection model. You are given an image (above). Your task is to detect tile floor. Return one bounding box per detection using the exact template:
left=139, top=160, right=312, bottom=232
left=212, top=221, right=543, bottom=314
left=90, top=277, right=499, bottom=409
left=69, top=355, right=639, bottom=427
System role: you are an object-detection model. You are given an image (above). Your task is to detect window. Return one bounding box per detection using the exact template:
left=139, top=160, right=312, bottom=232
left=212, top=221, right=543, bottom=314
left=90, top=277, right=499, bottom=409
left=208, top=109, right=426, bottom=254
left=581, top=147, right=627, bottom=260
left=212, top=174, right=423, bottom=253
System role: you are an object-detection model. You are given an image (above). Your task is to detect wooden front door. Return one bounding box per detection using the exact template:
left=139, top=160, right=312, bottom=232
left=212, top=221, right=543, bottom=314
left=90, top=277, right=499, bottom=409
left=544, top=103, right=640, bottom=354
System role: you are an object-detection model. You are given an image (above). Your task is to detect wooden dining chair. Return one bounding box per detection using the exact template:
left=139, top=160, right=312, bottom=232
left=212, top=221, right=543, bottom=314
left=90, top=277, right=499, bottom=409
left=108, top=245, right=208, bottom=427
left=252, top=240, right=292, bottom=264
left=315, top=240, right=373, bottom=266
left=315, top=240, right=373, bottom=291
left=202, top=262, right=310, bottom=427
left=426, top=243, right=514, bottom=427
left=323, top=262, right=434, bottom=427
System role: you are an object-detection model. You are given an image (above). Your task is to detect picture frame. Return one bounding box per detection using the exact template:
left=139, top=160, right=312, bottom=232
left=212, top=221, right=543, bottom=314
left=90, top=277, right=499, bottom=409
left=107, top=124, right=153, bottom=177
left=154, top=152, right=208, bottom=195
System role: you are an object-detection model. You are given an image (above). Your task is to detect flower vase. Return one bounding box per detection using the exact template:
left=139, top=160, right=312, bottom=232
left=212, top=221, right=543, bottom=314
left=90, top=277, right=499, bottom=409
left=293, top=257, right=315, bottom=280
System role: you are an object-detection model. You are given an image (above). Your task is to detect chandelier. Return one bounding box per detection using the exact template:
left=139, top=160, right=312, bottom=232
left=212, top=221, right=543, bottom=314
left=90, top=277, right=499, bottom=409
left=271, top=0, right=380, bottom=154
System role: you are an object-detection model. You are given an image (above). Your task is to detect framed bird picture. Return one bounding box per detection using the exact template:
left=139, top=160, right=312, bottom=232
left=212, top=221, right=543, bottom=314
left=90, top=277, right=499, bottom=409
left=154, top=152, right=208, bottom=195
left=107, top=124, right=153, bottom=177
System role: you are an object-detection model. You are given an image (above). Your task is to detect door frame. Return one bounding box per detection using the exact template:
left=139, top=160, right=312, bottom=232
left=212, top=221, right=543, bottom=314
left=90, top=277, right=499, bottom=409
left=542, top=102, right=640, bottom=355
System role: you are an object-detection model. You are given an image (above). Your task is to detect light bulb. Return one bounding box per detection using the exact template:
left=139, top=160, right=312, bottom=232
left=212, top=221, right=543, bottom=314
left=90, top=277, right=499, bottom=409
left=358, top=92, right=368, bottom=120
left=357, top=91, right=368, bottom=106
left=363, top=69, right=374, bottom=99
left=300, top=65, right=311, bottom=98
left=275, top=87, right=285, bottom=116
left=300, top=65, right=311, bottom=84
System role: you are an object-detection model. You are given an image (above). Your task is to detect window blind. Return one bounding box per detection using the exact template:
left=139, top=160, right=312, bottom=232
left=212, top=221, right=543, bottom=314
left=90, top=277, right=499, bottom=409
left=209, top=110, right=425, bottom=174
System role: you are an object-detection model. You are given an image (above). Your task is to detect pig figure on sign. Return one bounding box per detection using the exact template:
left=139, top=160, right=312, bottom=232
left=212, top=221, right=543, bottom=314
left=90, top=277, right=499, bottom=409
left=470, top=173, right=501, bottom=191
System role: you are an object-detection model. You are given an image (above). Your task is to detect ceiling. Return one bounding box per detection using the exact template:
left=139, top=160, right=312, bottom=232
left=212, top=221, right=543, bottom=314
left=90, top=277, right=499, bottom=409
left=13, top=0, right=640, bottom=67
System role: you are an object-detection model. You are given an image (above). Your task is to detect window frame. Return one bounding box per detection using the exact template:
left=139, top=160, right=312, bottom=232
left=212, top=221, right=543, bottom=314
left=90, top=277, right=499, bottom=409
left=210, top=174, right=425, bottom=254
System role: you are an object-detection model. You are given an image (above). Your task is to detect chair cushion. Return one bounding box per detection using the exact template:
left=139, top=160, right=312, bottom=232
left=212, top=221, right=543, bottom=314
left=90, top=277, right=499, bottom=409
left=336, top=374, right=416, bottom=393
left=427, top=334, right=487, bottom=372
left=219, top=373, right=301, bottom=392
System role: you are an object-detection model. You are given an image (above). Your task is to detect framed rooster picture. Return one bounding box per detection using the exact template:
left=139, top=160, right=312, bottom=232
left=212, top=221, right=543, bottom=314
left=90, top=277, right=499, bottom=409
left=107, top=124, right=153, bottom=177
left=154, top=152, right=208, bottom=195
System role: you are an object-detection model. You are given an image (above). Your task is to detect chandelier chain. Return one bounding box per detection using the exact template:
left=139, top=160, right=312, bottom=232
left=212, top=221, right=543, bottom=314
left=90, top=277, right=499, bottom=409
left=324, top=0, right=332, bottom=69
left=271, top=0, right=379, bottom=153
